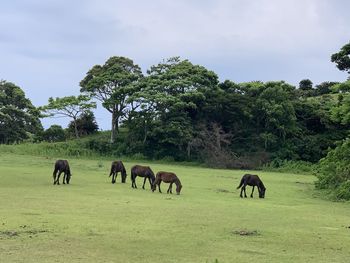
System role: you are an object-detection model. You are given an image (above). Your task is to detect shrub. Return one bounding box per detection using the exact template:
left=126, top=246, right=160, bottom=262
left=315, top=139, right=350, bottom=200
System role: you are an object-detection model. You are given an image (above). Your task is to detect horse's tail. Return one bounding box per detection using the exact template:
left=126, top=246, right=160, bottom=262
left=237, top=178, right=244, bottom=189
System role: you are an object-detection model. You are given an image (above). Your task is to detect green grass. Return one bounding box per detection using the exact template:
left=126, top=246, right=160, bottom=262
left=0, top=153, right=349, bottom=263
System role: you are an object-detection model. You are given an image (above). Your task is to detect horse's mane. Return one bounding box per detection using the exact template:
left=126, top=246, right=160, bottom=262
left=174, top=177, right=182, bottom=186
left=258, top=180, right=265, bottom=190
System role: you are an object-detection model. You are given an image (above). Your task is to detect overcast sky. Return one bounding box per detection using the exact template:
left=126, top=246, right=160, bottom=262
left=1, top=0, right=349, bottom=130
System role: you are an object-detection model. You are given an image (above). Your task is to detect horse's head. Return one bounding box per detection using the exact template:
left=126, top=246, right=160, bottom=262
left=259, top=187, right=266, bottom=198
left=66, top=173, right=72, bottom=184
left=151, top=183, right=156, bottom=192
left=176, top=184, right=182, bottom=195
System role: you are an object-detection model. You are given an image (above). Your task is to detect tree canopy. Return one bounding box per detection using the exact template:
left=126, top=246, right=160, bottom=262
left=40, top=95, right=96, bottom=138
left=331, top=41, right=350, bottom=75
left=0, top=80, right=42, bottom=143
left=80, top=56, right=143, bottom=143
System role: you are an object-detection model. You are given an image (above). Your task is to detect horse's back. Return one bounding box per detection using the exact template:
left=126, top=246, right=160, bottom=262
left=112, top=160, right=125, bottom=171
left=156, top=171, right=177, bottom=182
left=243, top=173, right=262, bottom=186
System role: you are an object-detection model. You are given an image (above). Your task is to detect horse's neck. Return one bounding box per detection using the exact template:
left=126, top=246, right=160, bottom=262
left=258, top=181, right=265, bottom=190
left=174, top=177, right=181, bottom=186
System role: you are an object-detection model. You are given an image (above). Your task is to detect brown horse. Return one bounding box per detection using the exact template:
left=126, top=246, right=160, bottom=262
left=109, top=160, right=127, bottom=183
left=237, top=174, right=266, bottom=198
left=151, top=171, right=182, bottom=195
left=53, top=160, right=71, bottom=185
left=131, top=165, right=155, bottom=189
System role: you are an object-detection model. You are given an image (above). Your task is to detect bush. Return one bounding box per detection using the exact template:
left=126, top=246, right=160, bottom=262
left=315, top=139, right=350, bottom=200
left=263, top=159, right=316, bottom=174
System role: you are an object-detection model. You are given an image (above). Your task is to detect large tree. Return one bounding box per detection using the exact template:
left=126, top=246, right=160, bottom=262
left=0, top=80, right=42, bottom=143
left=331, top=41, right=350, bottom=76
left=80, top=56, right=143, bottom=143
left=129, top=57, right=218, bottom=159
left=41, top=95, right=96, bottom=138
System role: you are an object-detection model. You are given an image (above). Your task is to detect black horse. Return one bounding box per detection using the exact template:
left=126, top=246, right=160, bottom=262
left=130, top=165, right=155, bottom=189
left=109, top=160, right=127, bottom=183
left=151, top=171, right=182, bottom=195
left=237, top=174, right=266, bottom=198
left=53, top=160, right=71, bottom=185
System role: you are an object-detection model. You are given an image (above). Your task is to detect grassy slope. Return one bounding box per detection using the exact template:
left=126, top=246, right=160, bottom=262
left=0, top=153, right=349, bottom=263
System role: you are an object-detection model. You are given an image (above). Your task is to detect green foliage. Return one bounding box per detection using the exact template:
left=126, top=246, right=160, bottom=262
left=67, top=111, right=98, bottom=137
left=0, top=80, right=42, bottom=143
left=80, top=56, right=143, bottom=142
left=40, top=125, right=66, bottom=142
left=40, top=95, right=96, bottom=138
left=331, top=41, right=350, bottom=75
left=263, top=159, right=317, bottom=174
left=316, top=139, right=350, bottom=200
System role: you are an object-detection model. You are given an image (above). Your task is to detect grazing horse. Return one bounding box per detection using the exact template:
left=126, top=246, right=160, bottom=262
left=151, top=171, right=182, bottom=195
left=130, top=165, right=155, bottom=189
left=109, top=160, right=127, bottom=183
left=237, top=174, right=266, bottom=198
left=53, top=160, right=71, bottom=185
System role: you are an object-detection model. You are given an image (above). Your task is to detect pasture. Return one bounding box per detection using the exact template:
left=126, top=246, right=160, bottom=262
left=0, top=153, right=349, bottom=263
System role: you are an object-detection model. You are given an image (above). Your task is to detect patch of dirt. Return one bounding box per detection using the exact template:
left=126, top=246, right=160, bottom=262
left=0, top=228, right=49, bottom=239
left=216, top=189, right=230, bottom=193
left=232, top=230, right=259, bottom=236
left=0, top=231, right=18, bottom=237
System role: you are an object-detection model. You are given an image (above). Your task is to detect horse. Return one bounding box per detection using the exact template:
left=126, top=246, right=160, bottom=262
left=151, top=171, right=182, bottom=195
left=237, top=174, right=266, bottom=198
left=109, top=160, right=127, bottom=183
left=130, top=165, right=155, bottom=189
left=53, top=160, right=71, bottom=185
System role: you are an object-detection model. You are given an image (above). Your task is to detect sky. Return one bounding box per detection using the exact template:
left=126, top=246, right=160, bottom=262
left=1, top=0, right=350, bottom=130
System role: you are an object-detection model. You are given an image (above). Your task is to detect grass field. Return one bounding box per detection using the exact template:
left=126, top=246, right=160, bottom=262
left=0, top=153, right=349, bottom=263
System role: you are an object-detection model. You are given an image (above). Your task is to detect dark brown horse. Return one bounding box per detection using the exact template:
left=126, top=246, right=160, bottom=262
left=151, top=171, right=182, bottom=195
left=53, top=160, right=71, bottom=185
left=109, top=160, right=127, bottom=183
left=237, top=174, right=266, bottom=198
left=131, top=165, right=155, bottom=189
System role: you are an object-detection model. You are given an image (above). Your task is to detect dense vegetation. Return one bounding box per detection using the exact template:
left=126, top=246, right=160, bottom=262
left=1, top=41, right=350, bottom=199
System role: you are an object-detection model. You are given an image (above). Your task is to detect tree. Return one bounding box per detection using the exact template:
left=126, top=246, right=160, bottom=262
left=67, top=111, right=98, bottom=137
left=0, top=80, right=42, bottom=143
left=80, top=56, right=143, bottom=143
left=314, top=81, right=338, bottom=96
left=128, top=57, right=218, bottom=159
left=331, top=41, right=350, bottom=75
left=299, top=79, right=313, bottom=90
left=41, top=95, right=96, bottom=138
left=41, top=125, right=66, bottom=142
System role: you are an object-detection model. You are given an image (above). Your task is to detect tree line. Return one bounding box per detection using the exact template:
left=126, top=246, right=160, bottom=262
left=1, top=42, right=350, bottom=168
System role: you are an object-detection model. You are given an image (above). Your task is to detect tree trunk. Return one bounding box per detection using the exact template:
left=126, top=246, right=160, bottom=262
left=110, top=111, right=116, bottom=143
left=110, top=110, right=120, bottom=143
left=73, top=118, right=79, bottom=138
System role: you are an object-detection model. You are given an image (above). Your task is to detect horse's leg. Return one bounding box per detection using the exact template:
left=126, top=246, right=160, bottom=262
left=158, top=181, right=162, bottom=193
left=63, top=173, right=66, bottom=184
left=115, top=172, right=118, bottom=183
left=241, top=182, right=247, bottom=198
left=148, top=177, right=153, bottom=189
left=56, top=171, right=63, bottom=185
left=132, top=175, right=137, bottom=189
left=167, top=183, right=173, bottom=194
left=112, top=173, right=116, bottom=184
left=250, top=186, right=255, bottom=198
left=142, top=177, right=147, bottom=189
